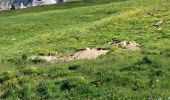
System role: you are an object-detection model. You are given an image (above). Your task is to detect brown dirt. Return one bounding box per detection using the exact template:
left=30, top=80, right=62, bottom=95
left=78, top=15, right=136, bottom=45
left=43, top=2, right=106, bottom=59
left=28, top=48, right=109, bottom=63
left=62, top=48, right=109, bottom=61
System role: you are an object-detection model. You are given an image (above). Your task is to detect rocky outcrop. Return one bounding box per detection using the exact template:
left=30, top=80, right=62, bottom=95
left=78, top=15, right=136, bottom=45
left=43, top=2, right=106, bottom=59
left=0, top=0, right=12, bottom=10
left=0, top=0, right=65, bottom=10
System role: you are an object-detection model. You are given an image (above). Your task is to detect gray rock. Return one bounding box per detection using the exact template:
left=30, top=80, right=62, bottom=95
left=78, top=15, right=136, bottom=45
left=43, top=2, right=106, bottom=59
left=0, top=0, right=65, bottom=10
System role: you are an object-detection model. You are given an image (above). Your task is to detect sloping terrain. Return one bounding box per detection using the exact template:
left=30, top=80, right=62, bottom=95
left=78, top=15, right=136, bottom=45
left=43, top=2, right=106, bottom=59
left=0, top=0, right=170, bottom=99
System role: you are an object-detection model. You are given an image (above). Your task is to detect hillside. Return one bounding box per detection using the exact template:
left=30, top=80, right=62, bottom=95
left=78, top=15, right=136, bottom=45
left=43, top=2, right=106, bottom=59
left=0, top=0, right=170, bottom=99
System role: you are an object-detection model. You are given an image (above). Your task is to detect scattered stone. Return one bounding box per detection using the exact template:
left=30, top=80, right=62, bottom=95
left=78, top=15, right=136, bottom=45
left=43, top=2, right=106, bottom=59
left=156, top=20, right=164, bottom=25
left=112, top=41, right=140, bottom=50
left=147, top=12, right=154, bottom=16
left=158, top=27, right=162, bottom=31
left=144, top=12, right=154, bottom=18
left=11, top=38, right=16, bottom=41
left=151, top=20, right=165, bottom=28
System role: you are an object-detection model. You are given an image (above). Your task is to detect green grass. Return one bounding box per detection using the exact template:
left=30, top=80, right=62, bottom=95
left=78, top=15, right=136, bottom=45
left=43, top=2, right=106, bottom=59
left=0, top=0, right=170, bottom=99
left=0, top=0, right=126, bottom=17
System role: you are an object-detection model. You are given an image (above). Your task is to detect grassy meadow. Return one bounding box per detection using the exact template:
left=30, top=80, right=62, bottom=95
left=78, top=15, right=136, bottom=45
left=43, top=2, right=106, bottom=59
left=0, top=0, right=170, bottom=99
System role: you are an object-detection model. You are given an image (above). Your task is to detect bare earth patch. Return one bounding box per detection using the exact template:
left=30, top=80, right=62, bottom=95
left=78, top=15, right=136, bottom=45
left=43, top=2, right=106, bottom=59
left=62, top=48, right=109, bottom=61
left=112, top=41, right=140, bottom=50
left=28, top=48, right=109, bottom=63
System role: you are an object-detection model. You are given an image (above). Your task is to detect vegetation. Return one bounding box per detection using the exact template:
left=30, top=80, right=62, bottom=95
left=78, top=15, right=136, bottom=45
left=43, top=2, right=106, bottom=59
left=0, top=0, right=170, bottom=99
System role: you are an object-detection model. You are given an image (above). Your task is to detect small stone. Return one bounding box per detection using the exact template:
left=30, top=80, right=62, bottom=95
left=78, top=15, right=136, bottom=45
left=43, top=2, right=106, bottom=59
left=11, top=38, right=16, bottom=41
left=86, top=48, right=91, bottom=51
left=156, top=20, right=164, bottom=25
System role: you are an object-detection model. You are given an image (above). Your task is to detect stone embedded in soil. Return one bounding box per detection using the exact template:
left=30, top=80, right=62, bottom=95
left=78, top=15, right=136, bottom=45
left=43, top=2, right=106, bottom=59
left=156, top=20, right=164, bottom=25
left=151, top=20, right=165, bottom=28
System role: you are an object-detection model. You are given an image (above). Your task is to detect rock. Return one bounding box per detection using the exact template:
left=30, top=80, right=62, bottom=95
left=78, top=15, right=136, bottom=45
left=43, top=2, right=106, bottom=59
left=156, top=20, right=164, bottom=25
left=149, top=20, right=164, bottom=27
left=0, top=0, right=66, bottom=10
left=11, top=38, right=16, bottom=41
left=86, top=48, right=91, bottom=51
